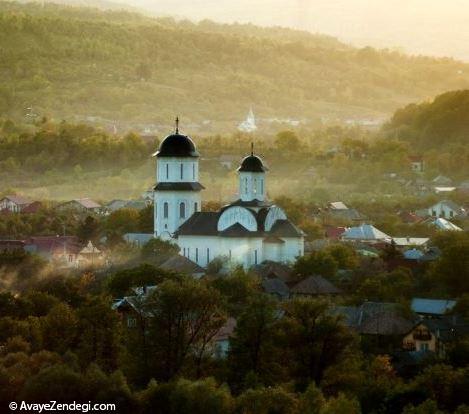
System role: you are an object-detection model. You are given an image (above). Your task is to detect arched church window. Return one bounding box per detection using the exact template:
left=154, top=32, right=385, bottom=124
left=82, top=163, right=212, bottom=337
left=163, top=202, right=169, bottom=218
left=192, top=164, right=195, bottom=180
left=244, top=178, right=248, bottom=194
left=206, top=248, right=210, bottom=264
left=260, top=179, right=264, bottom=194
left=194, top=202, right=198, bottom=212
left=180, top=163, right=184, bottom=179
left=179, top=202, right=186, bottom=219
left=195, top=248, right=199, bottom=262
left=253, top=179, right=257, bottom=194
left=166, top=164, right=169, bottom=179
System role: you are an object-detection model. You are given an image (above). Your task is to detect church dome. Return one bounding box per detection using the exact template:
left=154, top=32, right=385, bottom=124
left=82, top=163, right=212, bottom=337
left=155, top=133, right=199, bottom=158
left=238, top=154, right=266, bottom=173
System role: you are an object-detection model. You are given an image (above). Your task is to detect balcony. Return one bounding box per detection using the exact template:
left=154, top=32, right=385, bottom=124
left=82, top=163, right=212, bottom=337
left=413, top=331, right=432, bottom=341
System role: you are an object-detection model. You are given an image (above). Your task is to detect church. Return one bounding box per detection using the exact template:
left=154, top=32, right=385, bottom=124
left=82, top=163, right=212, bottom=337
left=153, top=121, right=304, bottom=269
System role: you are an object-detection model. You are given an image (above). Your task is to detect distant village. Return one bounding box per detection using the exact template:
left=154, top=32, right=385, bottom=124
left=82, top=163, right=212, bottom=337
left=0, top=128, right=468, bottom=371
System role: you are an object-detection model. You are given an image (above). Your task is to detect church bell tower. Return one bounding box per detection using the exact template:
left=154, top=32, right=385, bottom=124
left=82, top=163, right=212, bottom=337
left=153, top=118, right=204, bottom=239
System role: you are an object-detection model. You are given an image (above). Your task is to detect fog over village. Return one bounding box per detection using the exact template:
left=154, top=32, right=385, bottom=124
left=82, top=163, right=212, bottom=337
left=0, top=0, right=468, bottom=413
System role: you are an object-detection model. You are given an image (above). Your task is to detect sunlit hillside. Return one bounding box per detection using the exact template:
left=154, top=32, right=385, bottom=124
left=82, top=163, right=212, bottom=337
left=1, top=1, right=469, bottom=127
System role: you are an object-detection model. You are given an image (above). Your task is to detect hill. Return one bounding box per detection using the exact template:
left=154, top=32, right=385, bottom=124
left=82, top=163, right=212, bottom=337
left=383, top=90, right=469, bottom=149
left=1, top=1, right=469, bottom=127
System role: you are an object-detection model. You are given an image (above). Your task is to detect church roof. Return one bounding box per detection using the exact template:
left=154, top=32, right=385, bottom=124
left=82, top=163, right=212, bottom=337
left=238, top=155, right=267, bottom=173
left=176, top=210, right=303, bottom=238
left=154, top=133, right=199, bottom=158
left=154, top=182, right=205, bottom=191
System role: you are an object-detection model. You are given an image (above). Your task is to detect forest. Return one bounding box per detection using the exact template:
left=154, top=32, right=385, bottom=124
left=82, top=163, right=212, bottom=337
left=1, top=1, right=469, bottom=124
left=0, top=229, right=468, bottom=413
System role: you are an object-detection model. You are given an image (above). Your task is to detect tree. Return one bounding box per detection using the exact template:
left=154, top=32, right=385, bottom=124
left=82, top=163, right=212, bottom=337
left=294, top=251, right=338, bottom=279
left=76, top=296, right=123, bottom=372
left=280, top=298, right=357, bottom=387
left=77, top=215, right=100, bottom=242
left=236, top=386, right=298, bottom=414
left=319, top=393, right=360, bottom=414
left=228, top=294, right=282, bottom=389
left=274, top=131, right=301, bottom=152
left=105, top=208, right=140, bottom=235
left=136, top=277, right=226, bottom=381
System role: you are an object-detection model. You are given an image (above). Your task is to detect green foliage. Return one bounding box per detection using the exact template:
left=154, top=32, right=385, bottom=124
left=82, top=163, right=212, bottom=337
left=1, top=1, right=469, bottom=125
left=385, top=90, right=469, bottom=149
left=293, top=251, right=338, bottom=279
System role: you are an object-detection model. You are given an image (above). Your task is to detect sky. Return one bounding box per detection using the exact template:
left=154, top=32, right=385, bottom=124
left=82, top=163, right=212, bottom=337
left=116, top=0, right=469, bottom=61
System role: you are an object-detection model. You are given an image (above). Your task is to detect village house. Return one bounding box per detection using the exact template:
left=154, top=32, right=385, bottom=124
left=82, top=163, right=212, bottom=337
left=261, top=277, right=290, bottom=300
left=409, top=155, right=424, bottom=173
left=57, top=198, right=103, bottom=214
left=402, top=316, right=469, bottom=357
left=425, top=200, right=466, bottom=219
left=333, top=301, right=415, bottom=339
left=23, top=236, right=103, bottom=268
left=0, top=195, right=34, bottom=213
left=411, top=298, right=456, bottom=318
left=290, top=275, right=341, bottom=297
left=160, top=254, right=206, bottom=278
left=341, top=224, right=392, bottom=244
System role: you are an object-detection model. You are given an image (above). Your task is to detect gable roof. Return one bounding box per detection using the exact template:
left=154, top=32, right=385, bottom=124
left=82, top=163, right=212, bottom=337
left=251, top=261, right=295, bottom=284
left=262, top=277, right=290, bottom=299
left=25, top=236, right=82, bottom=255
left=177, top=212, right=303, bottom=238
left=411, top=298, right=456, bottom=315
left=333, top=302, right=415, bottom=335
left=342, top=224, right=391, bottom=241
left=2, top=195, right=32, bottom=205
left=433, top=218, right=463, bottom=231
left=409, top=316, right=469, bottom=343
left=291, top=275, right=341, bottom=295
left=160, top=254, right=205, bottom=275
left=329, top=201, right=348, bottom=210
left=176, top=212, right=219, bottom=236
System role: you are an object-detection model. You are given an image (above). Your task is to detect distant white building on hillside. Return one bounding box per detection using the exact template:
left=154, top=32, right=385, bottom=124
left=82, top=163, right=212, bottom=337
left=238, top=108, right=257, bottom=133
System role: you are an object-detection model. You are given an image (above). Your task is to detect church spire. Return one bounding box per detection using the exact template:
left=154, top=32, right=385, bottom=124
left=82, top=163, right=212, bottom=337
left=175, top=116, right=179, bottom=134
left=251, top=142, right=254, bottom=156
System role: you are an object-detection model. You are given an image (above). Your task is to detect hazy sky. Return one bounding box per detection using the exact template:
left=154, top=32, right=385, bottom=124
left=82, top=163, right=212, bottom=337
left=117, top=0, right=469, bottom=61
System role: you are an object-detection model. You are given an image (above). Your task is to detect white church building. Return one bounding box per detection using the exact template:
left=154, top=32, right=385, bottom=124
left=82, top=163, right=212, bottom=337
left=153, top=122, right=304, bottom=269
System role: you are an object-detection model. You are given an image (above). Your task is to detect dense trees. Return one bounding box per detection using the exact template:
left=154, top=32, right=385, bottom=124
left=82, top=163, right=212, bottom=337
left=1, top=2, right=469, bottom=124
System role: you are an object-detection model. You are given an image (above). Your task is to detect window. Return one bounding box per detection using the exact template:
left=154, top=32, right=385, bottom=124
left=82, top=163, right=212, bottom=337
left=127, top=317, right=137, bottom=328
left=192, top=163, right=195, bottom=179
left=206, top=248, right=210, bottom=264
left=180, top=163, right=184, bottom=179
left=432, top=210, right=436, bottom=216
left=420, top=343, right=429, bottom=352
left=244, top=178, right=248, bottom=194
left=179, top=202, right=186, bottom=219
left=183, top=247, right=186, bottom=256
left=166, top=164, right=169, bottom=179
left=260, top=179, right=264, bottom=194
left=195, top=248, right=199, bottom=262
left=194, top=202, right=198, bottom=212
left=163, top=202, right=169, bottom=218
left=254, top=250, right=258, bottom=265
left=450, top=211, right=454, bottom=218
left=229, top=250, right=232, bottom=259
left=253, top=179, right=257, bottom=194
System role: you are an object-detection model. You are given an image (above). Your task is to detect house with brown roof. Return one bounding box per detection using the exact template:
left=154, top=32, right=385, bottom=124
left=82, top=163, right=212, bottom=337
left=290, top=275, right=341, bottom=297
left=57, top=198, right=103, bottom=214
left=160, top=254, right=206, bottom=278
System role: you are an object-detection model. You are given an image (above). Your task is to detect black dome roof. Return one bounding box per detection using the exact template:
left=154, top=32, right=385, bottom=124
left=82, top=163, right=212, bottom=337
left=238, top=154, right=267, bottom=173
left=155, top=133, right=199, bottom=158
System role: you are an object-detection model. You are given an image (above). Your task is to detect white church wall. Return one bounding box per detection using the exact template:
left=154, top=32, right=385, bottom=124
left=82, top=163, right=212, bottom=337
left=154, top=191, right=201, bottom=238
left=157, top=157, right=199, bottom=183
